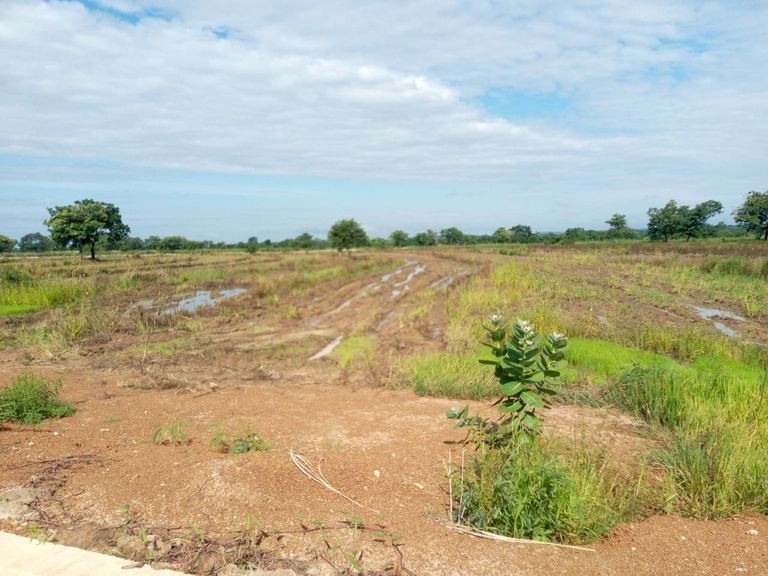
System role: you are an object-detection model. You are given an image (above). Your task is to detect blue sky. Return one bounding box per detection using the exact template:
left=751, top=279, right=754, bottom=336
left=1, top=0, right=766, bottom=241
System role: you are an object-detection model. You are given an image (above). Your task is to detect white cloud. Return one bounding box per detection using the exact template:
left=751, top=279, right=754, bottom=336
left=0, top=0, right=766, bottom=232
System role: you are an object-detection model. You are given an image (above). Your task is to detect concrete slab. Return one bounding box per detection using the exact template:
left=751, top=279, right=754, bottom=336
left=0, top=531, right=188, bottom=576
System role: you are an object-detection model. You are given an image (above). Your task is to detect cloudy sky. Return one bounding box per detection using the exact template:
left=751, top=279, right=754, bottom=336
left=1, top=0, right=766, bottom=241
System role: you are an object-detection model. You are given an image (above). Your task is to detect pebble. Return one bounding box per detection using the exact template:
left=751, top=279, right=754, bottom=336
left=373, top=469, right=381, bottom=478
left=746, top=528, right=758, bottom=536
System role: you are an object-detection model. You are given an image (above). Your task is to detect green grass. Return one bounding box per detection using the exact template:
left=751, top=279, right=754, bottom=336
left=0, top=374, right=76, bottom=424
left=453, top=436, right=637, bottom=544
left=151, top=420, right=189, bottom=446
left=333, top=336, right=375, bottom=369
left=395, top=351, right=497, bottom=399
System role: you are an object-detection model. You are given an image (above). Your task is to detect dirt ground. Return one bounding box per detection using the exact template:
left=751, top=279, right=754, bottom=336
left=1, top=251, right=767, bottom=575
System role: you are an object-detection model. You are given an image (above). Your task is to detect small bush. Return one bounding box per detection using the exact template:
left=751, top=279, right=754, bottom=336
left=0, top=374, right=76, bottom=424
left=210, top=429, right=271, bottom=454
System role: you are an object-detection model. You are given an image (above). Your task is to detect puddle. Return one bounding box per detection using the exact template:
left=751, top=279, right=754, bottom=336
left=162, top=288, right=246, bottom=315
left=393, top=265, right=426, bottom=288
left=692, top=305, right=746, bottom=338
left=310, top=335, right=344, bottom=360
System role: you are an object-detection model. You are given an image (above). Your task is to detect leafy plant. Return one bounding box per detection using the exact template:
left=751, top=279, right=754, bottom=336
left=0, top=374, right=76, bottom=424
left=209, top=428, right=271, bottom=453
left=150, top=420, right=189, bottom=446
left=447, top=317, right=567, bottom=443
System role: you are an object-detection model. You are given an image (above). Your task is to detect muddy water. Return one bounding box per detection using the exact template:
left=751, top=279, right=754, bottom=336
left=692, top=305, right=746, bottom=337
left=162, top=288, right=246, bottom=315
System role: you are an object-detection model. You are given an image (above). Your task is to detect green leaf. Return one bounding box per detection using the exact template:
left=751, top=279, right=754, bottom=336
left=520, top=391, right=544, bottom=408
left=500, top=381, right=525, bottom=396
left=499, top=400, right=523, bottom=413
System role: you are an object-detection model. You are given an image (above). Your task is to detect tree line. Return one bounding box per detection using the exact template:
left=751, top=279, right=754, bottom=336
left=0, top=191, right=766, bottom=257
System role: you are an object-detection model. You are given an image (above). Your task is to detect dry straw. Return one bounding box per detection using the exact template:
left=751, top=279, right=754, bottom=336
left=288, top=448, right=379, bottom=513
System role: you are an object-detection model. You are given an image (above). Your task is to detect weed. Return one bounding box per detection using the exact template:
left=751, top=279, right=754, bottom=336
left=0, top=374, right=76, bottom=424
left=210, top=428, right=271, bottom=453
left=150, top=420, right=190, bottom=446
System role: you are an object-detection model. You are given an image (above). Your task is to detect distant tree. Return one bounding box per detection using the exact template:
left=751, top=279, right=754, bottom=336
left=492, top=227, right=513, bottom=243
left=647, top=199, right=722, bottom=241
left=679, top=200, right=722, bottom=241
left=159, top=236, right=188, bottom=252
left=606, top=214, right=628, bottom=230
left=734, top=191, right=768, bottom=240
left=245, top=236, right=259, bottom=253
left=45, top=199, right=129, bottom=260
left=389, top=230, right=409, bottom=247
left=144, top=236, right=162, bottom=250
left=647, top=201, right=684, bottom=241
left=294, top=232, right=315, bottom=250
left=509, top=225, right=533, bottom=243
left=121, top=237, right=145, bottom=251
left=413, top=229, right=437, bottom=246
left=0, top=235, right=16, bottom=252
left=563, top=227, right=588, bottom=243
left=18, top=232, right=53, bottom=252
left=328, top=219, right=369, bottom=253
left=439, top=227, right=466, bottom=245
left=370, top=237, right=390, bottom=248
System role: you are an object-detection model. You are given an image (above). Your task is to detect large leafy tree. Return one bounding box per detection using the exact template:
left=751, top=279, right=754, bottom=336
left=0, top=235, right=16, bottom=253
left=413, top=229, right=437, bottom=246
left=18, top=233, right=54, bottom=252
left=328, top=219, right=369, bottom=253
left=734, top=191, right=768, bottom=240
left=45, top=199, right=130, bottom=260
left=647, top=199, right=722, bottom=241
left=679, top=200, right=722, bottom=240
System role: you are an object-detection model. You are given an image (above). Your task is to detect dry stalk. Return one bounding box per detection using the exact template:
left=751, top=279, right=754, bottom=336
left=288, top=448, right=378, bottom=513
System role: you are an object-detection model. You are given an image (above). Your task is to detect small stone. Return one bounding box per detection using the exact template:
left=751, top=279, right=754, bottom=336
left=414, top=483, right=424, bottom=490
left=373, top=469, right=381, bottom=478
left=746, top=528, right=758, bottom=536
left=208, top=381, right=219, bottom=390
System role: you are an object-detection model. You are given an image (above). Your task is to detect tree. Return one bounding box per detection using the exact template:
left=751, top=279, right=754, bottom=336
left=18, top=233, right=53, bottom=252
left=606, top=213, right=627, bottom=230
left=328, top=219, right=369, bottom=253
left=389, top=230, right=409, bottom=247
left=679, top=200, right=722, bottom=241
left=734, top=191, right=768, bottom=240
left=294, top=232, right=315, bottom=250
left=439, top=227, right=466, bottom=245
left=491, top=227, right=512, bottom=243
left=45, top=199, right=130, bottom=260
left=647, top=201, right=683, bottom=241
left=509, top=225, right=533, bottom=243
left=413, top=229, right=437, bottom=246
left=0, top=235, right=16, bottom=253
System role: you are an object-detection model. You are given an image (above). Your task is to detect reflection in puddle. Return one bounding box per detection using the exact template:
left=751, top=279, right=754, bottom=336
left=692, top=305, right=746, bottom=338
left=161, top=288, right=246, bottom=315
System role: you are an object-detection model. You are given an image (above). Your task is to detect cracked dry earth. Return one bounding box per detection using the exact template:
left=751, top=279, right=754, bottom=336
left=1, top=251, right=767, bottom=575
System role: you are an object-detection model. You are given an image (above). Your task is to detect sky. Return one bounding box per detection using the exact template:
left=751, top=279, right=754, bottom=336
left=1, top=0, right=766, bottom=242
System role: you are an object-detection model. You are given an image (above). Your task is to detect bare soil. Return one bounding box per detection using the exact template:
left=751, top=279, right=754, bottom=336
left=1, top=251, right=766, bottom=575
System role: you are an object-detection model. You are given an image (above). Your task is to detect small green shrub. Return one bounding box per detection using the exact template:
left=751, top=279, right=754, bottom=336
left=210, top=429, right=271, bottom=453
left=150, top=420, right=189, bottom=446
left=0, top=374, right=76, bottom=424
left=447, top=317, right=567, bottom=443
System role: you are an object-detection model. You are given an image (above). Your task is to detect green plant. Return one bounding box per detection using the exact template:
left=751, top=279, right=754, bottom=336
left=447, top=317, right=567, bottom=443
left=150, top=420, right=189, bottom=446
left=0, top=374, right=76, bottom=424
left=209, top=429, right=271, bottom=453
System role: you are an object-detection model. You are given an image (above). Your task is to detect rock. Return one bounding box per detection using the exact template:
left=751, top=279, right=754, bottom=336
left=116, top=534, right=146, bottom=560
left=0, top=487, right=36, bottom=520
left=746, top=528, right=758, bottom=536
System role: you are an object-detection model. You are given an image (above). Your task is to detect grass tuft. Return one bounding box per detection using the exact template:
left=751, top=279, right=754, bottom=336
left=0, top=374, right=76, bottom=424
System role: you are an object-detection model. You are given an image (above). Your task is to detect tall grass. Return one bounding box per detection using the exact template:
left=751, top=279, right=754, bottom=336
left=452, top=436, right=639, bottom=544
